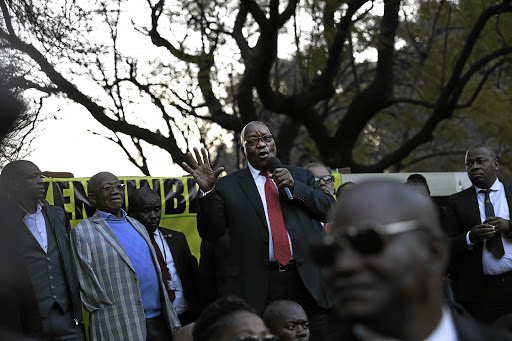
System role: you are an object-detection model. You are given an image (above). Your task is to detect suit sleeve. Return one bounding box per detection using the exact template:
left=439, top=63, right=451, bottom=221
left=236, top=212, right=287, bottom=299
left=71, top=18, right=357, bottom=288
left=291, top=169, right=335, bottom=222
left=443, top=195, right=474, bottom=262
left=197, top=189, right=227, bottom=241
left=70, top=225, right=114, bottom=312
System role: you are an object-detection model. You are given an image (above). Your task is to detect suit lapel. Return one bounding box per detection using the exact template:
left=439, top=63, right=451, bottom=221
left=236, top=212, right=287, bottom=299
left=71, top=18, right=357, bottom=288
left=237, top=168, right=268, bottom=229
left=92, top=212, right=135, bottom=272
left=465, top=186, right=482, bottom=227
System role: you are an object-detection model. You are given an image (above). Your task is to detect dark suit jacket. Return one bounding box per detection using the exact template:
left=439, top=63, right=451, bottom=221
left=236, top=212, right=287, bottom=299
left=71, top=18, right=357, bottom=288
left=443, top=182, right=512, bottom=302
left=197, top=165, right=334, bottom=313
left=158, top=227, right=200, bottom=319
left=329, top=308, right=512, bottom=341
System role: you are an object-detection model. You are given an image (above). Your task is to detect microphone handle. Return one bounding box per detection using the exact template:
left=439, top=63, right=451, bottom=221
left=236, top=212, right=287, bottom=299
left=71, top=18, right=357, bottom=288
left=283, top=187, right=293, bottom=201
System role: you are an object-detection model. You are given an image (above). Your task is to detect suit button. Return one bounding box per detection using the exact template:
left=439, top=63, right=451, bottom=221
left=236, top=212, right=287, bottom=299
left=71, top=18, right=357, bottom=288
left=264, top=240, right=268, bottom=244
left=137, top=300, right=142, bottom=305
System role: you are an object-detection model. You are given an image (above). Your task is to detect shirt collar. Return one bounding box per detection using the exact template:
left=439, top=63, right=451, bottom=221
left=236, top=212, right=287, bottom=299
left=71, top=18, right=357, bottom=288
left=423, top=307, right=457, bottom=341
left=19, top=202, right=43, bottom=216
left=97, top=208, right=127, bottom=220
left=474, top=178, right=501, bottom=194
left=248, top=162, right=263, bottom=181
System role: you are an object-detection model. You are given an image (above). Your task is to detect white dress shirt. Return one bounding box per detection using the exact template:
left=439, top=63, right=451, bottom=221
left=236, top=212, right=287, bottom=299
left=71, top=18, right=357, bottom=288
left=467, top=179, right=512, bottom=275
left=153, top=228, right=188, bottom=315
left=22, top=203, right=48, bottom=253
left=423, top=307, right=458, bottom=341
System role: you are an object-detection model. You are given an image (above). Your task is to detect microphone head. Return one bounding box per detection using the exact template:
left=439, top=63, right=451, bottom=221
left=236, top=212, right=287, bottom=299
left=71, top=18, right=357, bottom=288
left=266, top=157, right=282, bottom=173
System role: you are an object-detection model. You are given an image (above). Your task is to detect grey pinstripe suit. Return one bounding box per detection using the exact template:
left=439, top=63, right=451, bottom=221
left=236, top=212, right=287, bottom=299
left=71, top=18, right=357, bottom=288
left=70, top=211, right=180, bottom=341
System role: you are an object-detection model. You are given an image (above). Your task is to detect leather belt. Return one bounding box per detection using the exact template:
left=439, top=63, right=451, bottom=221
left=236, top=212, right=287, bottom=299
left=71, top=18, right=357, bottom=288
left=269, top=260, right=296, bottom=272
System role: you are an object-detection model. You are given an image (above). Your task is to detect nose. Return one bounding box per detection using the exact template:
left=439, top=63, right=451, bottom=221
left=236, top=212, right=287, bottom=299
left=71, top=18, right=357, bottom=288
left=255, top=137, right=266, bottom=147
left=328, top=243, right=365, bottom=273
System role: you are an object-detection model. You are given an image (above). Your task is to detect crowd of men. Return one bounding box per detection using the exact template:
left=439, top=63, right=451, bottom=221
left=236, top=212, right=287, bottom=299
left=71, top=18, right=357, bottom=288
left=3, top=108, right=512, bottom=340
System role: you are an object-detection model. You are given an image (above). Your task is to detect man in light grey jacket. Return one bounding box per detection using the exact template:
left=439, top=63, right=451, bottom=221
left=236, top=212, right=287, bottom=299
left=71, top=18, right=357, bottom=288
left=70, top=171, right=180, bottom=341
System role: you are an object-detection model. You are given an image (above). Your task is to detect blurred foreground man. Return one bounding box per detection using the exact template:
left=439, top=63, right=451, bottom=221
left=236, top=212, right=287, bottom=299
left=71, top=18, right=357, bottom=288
left=312, top=180, right=512, bottom=340
left=70, top=172, right=180, bottom=341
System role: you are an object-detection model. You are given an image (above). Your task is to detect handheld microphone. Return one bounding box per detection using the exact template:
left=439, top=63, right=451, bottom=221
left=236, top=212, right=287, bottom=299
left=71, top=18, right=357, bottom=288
left=266, top=157, right=293, bottom=200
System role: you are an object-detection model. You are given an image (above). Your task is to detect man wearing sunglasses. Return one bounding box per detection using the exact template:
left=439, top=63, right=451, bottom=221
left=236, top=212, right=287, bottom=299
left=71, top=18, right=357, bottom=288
left=313, top=179, right=512, bottom=340
left=70, top=172, right=180, bottom=340
left=182, top=121, right=334, bottom=340
left=444, top=144, right=512, bottom=324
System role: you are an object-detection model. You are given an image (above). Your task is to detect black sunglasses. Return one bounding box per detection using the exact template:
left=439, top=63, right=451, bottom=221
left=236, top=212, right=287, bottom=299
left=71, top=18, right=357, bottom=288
left=309, top=220, right=421, bottom=267
left=90, top=183, right=126, bottom=194
left=231, top=335, right=279, bottom=341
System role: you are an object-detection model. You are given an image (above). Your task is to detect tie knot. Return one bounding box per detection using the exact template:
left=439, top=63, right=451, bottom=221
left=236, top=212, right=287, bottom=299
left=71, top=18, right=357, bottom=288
left=261, top=170, right=271, bottom=178
left=480, top=189, right=491, bottom=199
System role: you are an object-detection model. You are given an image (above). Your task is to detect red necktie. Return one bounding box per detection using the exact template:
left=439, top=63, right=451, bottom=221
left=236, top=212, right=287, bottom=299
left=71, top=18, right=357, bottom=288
left=262, top=171, right=292, bottom=266
left=149, top=233, right=176, bottom=302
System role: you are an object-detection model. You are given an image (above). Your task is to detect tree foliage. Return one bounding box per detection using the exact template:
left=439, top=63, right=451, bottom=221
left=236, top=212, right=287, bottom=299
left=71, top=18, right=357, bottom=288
left=0, top=0, right=511, bottom=176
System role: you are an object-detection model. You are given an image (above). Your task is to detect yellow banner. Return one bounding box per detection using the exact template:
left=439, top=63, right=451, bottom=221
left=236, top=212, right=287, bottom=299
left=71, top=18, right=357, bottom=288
left=43, top=172, right=344, bottom=259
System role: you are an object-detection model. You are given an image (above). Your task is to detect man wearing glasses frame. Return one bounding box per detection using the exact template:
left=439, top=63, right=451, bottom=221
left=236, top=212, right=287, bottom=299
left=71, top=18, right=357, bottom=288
left=311, top=180, right=511, bottom=340
left=182, top=121, right=334, bottom=340
left=70, top=172, right=180, bottom=340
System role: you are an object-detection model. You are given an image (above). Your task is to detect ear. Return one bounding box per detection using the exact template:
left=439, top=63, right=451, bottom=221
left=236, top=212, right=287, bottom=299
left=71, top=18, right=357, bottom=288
left=494, top=158, right=499, bottom=170
left=88, top=193, right=96, bottom=206
left=240, top=145, right=245, bottom=156
left=427, top=236, right=448, bottom=275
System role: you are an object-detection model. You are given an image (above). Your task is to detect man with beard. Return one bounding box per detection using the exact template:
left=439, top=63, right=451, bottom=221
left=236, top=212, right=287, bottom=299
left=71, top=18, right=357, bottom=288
left=444, top=144, right=512, bottom=323
left=182, top=121, right=333, bottom=340
left=70, top=172, right=180, bottom=340
left=312, top=179, right=512, bottom=340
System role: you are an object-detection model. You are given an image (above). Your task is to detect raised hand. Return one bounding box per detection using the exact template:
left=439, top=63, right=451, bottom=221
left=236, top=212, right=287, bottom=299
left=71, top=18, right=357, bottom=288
left=181, top=147, right=224, bottom=192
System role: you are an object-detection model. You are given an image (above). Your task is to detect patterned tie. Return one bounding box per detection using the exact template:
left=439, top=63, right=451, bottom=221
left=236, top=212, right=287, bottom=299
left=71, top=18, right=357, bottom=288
left=149, top=233, right=176, bottom=301
left=262, top=171, right=292, bottom=266
left=481, top=190, right=504, bottom=259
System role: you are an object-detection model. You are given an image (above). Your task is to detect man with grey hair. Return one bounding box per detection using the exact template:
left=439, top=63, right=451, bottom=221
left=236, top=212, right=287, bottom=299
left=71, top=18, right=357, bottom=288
left=311, top=180, right=511, bottom=340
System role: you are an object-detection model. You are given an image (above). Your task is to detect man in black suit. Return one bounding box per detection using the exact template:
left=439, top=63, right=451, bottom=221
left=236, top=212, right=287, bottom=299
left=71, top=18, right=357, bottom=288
left=312, top=179, right=512, bottom=340
left=444, top=144, right=512, bottom=323
left=2, top=160, right=84, bottom=340
left=182, top=121, right=334, bottom=340
left=128, top=187, right=199, bottom=325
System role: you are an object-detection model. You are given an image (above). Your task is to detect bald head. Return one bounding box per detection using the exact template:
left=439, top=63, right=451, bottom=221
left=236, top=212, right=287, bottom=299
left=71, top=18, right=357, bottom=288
left=323, top=180, right=447, bottom=339
left=263, top=300, right=309, bottom=341
left=332, top=180, right=442, bottom=238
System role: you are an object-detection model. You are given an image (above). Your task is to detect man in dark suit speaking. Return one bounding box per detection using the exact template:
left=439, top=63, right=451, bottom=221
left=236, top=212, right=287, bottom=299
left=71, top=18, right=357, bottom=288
left=444, top=144, right=512, bottom=323
left=182, top=121, right=333, bottom=340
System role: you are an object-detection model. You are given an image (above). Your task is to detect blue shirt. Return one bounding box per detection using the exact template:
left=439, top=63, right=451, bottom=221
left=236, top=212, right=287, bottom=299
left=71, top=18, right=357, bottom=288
left=98, top=209, right=161, bottom=318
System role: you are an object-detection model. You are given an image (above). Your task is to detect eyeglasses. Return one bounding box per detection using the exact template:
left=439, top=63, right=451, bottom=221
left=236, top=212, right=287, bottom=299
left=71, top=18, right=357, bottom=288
left=231, top=335, right=278, bottom=341
left=90, top=183, right=126, bottom=194
left=309, top=220, right=421, bottom=266
left=314, top=175, right=334, bottom=184
left=244, top=134, right=273, bottom=147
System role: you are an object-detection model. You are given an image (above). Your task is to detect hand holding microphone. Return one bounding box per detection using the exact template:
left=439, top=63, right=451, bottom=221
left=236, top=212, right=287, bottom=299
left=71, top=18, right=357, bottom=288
left=266, top=157, right=294, bottom=200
